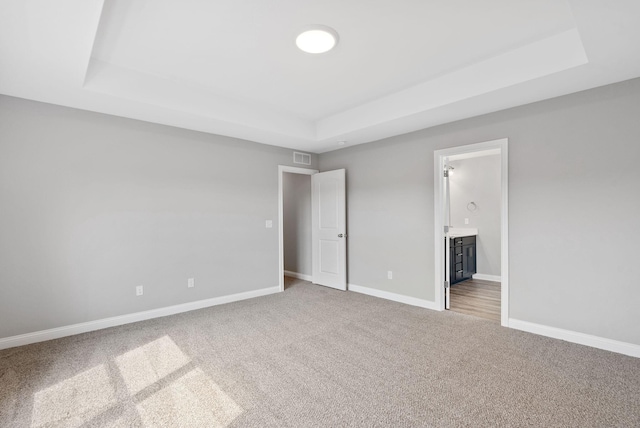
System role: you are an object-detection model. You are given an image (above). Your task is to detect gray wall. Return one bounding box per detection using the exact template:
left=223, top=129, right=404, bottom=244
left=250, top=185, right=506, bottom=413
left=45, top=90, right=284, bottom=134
left=0, top=95, right=317, bottom=339
left=319, top=78, right=640, bottom=345
left=283, top=172, right=312, bottom=276
left=449, top=155, right=501, bottom=277
left=3, top=76, right=640, bottom=347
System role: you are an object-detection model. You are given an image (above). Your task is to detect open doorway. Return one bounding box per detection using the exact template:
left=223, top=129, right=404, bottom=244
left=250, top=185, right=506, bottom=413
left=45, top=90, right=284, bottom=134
left=278, top=166, right=317, bottom=291
left=277, top=165, right=348, bottom=292
left=434, top=139, right=509, bottom=326
left=447, top=151, right=501, bottom=321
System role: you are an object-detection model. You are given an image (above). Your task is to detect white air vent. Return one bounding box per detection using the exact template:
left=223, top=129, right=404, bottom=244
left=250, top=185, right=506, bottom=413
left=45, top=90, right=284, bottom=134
left=293, top=152, right=311, bottom=165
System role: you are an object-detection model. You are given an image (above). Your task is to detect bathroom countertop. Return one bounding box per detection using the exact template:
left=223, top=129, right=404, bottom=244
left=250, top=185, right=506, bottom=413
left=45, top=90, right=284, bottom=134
left=448, top=227, right=478, bottom=238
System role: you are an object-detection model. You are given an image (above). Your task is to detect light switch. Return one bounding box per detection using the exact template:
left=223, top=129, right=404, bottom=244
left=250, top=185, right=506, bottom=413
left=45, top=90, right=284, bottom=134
left=265, top=220, right=273, bottom=228
left=465, top=218, right=469, bottom=224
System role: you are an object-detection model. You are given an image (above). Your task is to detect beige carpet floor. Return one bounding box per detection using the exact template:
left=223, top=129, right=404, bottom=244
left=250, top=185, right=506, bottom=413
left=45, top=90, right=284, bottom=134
left=1, top=277, right=639, bottom=427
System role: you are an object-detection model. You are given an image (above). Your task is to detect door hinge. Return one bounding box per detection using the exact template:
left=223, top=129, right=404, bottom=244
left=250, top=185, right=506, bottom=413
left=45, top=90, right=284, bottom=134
left=444, top=225, right=449, bottom=234
left=444, top=281, right=450, bottom=289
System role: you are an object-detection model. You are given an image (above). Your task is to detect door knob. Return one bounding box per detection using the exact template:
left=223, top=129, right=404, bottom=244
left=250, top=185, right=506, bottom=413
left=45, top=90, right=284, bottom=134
left=338, top=233, right=347, bottom=238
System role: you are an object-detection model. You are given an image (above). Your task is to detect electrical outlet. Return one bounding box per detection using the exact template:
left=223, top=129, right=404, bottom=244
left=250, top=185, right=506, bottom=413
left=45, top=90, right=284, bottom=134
left=136, top=285, right=143, bottom=296
left=265, top=220, right=273, bottom=228
left=188, top=278, right=195, bottom=288
left=465, top=218, right=469, bottom=225
left=387, top=271, right=393, bottom=280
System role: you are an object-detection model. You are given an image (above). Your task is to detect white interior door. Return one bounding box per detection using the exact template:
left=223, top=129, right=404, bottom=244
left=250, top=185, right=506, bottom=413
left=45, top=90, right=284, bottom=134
left=312, top=169, right=347, bottom=290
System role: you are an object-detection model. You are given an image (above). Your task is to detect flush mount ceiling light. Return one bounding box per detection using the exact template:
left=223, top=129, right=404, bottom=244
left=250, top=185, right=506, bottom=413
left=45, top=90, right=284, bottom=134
left=296, top=25, right=339, bottom=54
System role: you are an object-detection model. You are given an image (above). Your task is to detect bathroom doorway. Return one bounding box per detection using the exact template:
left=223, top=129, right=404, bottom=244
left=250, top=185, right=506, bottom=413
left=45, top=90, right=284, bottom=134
left=434, top=139, right=509, bottom=326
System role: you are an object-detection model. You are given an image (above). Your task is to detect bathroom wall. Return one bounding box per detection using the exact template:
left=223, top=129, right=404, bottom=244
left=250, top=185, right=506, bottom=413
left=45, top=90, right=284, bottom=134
left=449, top=154, right=501, bottom=278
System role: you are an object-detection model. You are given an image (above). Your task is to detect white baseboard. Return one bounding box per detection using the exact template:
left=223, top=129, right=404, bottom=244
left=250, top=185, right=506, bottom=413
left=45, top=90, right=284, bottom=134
left=348, top=283, right=439, bottom=310
left=0, top=286, right=281, bottom=351
left=509, top=318, right=640, bottom=358
left=472, top=273, right=501, bottom=282
left=284, top=270, right=312, bottom=282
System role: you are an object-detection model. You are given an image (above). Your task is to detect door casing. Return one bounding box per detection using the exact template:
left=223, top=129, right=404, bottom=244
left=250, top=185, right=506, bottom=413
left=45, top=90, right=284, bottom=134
left=433, top=138, right=509, bottom=326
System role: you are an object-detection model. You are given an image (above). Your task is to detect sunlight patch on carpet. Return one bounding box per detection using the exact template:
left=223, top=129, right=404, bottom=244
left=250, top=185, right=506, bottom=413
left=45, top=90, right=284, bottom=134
left=115, top=335, right=190, bottom=395
left=31, top=364, right=116, bottom=428
left=136, top=367, right=243, bottom=427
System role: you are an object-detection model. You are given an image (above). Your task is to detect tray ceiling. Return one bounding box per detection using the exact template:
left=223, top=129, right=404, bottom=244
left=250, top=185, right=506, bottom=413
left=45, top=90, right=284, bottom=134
left=2, top=0, right=640, bottom=152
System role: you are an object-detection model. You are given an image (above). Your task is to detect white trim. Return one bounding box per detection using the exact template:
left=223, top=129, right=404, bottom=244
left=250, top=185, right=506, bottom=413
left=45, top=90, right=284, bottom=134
left=472, top=273, right=502, bottom=282
left=349, top=283, right=439, bottom=310
left=434, top=138, right=509, bottom=327
left=500, top=141, right=509, bottom=326
left=434, top=154, right=445, bottom=312
left=0, top=286, right=280, bottom=351
left=284, top=270, right=312, bottom=281
left=509, top=319, right=640, bottom=359
left=278, top=165, right=318, bottom=292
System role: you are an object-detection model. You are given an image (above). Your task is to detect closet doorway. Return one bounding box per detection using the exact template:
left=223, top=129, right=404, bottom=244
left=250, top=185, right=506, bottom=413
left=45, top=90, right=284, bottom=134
left=277, top=165, right=348, bottom=292
left=278, top=166, right=316, bottom=291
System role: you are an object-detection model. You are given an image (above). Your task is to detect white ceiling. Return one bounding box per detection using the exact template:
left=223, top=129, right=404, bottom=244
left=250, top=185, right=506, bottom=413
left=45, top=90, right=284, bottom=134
left=2, top=0, right=640, bottom=153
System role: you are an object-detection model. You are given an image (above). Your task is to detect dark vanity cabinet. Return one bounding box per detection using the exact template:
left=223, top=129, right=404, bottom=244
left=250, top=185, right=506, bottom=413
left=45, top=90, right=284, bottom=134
left=449, top=236, right=476, bottom=285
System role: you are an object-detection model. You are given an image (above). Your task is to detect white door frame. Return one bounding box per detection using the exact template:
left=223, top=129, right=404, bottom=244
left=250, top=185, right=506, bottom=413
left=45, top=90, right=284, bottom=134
left=278, top=165, right=318, bottom=292
left=433, top=138, right=509, bottom=326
